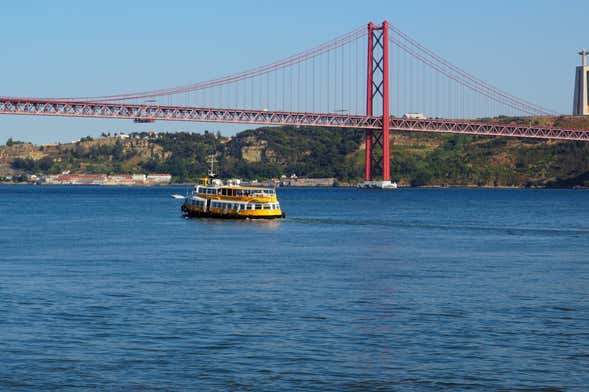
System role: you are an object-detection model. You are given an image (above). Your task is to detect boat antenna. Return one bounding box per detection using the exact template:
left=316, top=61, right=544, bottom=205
left=207, top=154, right=217, bottom=178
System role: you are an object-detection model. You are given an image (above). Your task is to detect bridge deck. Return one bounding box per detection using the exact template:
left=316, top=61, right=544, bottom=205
left=1, top=97, right=589, bottom=142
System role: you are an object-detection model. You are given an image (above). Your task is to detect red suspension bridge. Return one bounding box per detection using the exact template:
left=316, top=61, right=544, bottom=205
left=1, top=21, right=588, bottom=181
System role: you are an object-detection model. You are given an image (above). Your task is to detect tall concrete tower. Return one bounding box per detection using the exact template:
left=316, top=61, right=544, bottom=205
left=573, top=49, right=589, bottom=116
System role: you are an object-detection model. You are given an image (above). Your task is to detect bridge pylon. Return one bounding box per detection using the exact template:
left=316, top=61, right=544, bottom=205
left=365, top=20, right=390, bottom=182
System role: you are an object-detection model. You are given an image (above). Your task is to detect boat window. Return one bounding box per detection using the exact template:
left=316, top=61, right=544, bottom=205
left=255, top=204, right=262, bottom=210
left=263, top=204, right=271, bottom=209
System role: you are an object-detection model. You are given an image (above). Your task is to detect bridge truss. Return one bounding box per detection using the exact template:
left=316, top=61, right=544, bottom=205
left=2, top=97, right=587, bottom=142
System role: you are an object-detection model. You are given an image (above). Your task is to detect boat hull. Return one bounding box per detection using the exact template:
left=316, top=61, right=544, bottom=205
left=181, top=204, right=285, bottom=219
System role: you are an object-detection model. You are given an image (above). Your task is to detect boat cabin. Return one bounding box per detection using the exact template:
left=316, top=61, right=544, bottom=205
left=194, top=185, right=275, bottom=197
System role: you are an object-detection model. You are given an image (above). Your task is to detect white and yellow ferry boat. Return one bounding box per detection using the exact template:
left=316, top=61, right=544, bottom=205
left=180, top=157, right=284, bottom=219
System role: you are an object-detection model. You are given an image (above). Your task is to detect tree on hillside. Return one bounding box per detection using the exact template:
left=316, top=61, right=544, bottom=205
left=6, top=138, right=26, bottom=146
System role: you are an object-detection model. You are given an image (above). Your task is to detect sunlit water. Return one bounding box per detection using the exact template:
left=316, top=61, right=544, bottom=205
left=1, top=186, right=588, bottom=391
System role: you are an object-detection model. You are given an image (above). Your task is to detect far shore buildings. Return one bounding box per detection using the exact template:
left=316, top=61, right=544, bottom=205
left=41, top=173, right=172, bottom=185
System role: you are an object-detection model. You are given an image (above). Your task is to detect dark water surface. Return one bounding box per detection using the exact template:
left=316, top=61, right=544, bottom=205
left=0, top=186, right=588, bottom=391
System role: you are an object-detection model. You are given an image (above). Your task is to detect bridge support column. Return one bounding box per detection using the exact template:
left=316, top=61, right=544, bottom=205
left=364, top=129, right=372, bottom=180
left=382, top=21, right=390, bottom=181
left=365, top=20, right=391, bottom=182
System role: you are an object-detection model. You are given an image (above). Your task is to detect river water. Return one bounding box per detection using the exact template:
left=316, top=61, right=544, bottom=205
left=0, top=186, right=588, bottom=391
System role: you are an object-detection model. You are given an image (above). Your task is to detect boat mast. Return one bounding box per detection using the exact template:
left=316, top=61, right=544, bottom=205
left=207, top=154, right=217, bottom=178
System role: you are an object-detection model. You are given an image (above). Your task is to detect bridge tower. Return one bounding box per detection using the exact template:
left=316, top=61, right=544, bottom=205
left=365, top=21, right=391, bottom=182
left=573, top=49, right=589, bottom=116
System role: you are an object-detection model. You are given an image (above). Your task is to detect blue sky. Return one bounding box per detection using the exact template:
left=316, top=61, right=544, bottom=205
left=1, top=0, right=587, bottom=144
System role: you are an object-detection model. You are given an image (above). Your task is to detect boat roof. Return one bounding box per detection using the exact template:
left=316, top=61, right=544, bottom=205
left=197, top=184, right=275, bottom=191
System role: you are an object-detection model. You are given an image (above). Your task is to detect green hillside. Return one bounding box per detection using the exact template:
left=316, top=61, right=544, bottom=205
left=2, top=116, right=589, bottom=187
